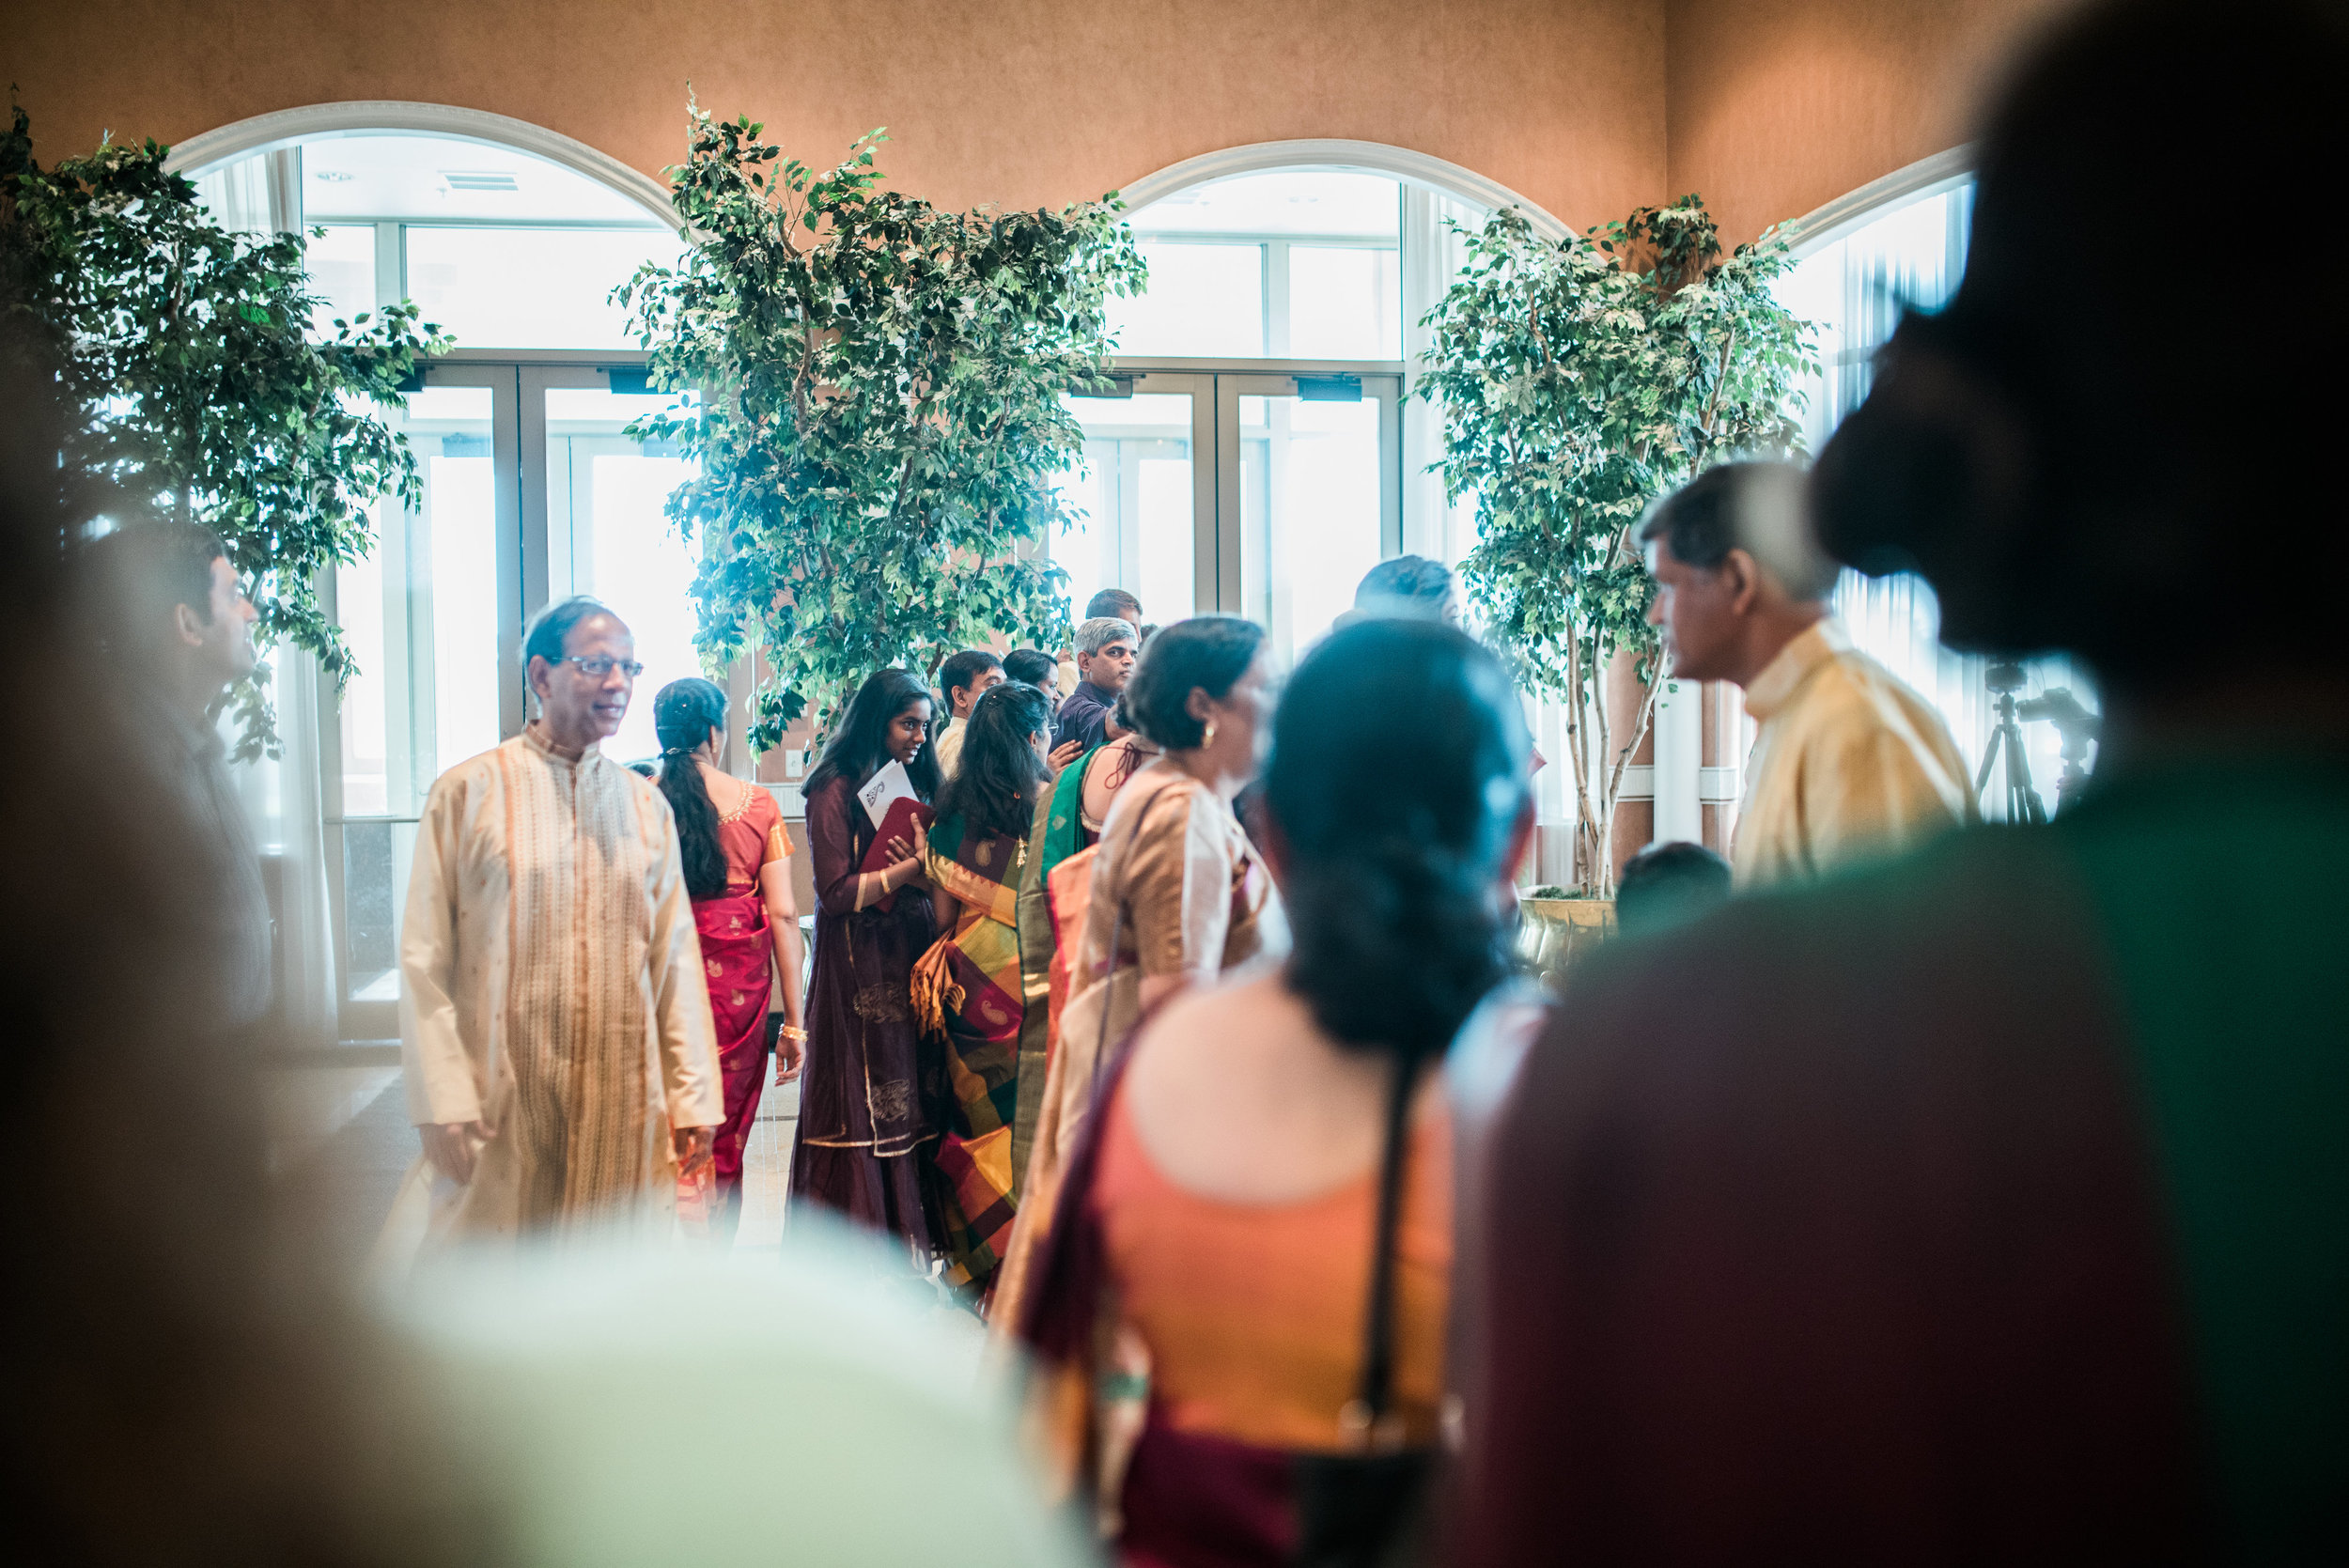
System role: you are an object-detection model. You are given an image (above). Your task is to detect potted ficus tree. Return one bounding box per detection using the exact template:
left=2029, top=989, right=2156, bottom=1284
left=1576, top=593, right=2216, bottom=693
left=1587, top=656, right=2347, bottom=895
left=0, top=106, right=446, bottom=757
left=616, top=110, right=1145, bottom=747
left=1418, top=194, right=1812, bottom=975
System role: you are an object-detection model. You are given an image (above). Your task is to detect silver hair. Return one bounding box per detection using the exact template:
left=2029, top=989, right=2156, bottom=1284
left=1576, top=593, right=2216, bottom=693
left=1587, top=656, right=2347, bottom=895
left=1732, top=463, right=1841, bottom=601
left=1639, top=460, right=1841, bottom=603
left=1075, top=616, right=1137, bottom=656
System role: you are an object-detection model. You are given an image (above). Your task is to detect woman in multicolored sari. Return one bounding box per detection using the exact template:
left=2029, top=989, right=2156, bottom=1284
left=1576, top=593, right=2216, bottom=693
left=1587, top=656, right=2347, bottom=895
left=652, top=677, right=806, bottom=1243
left=912, top=680, right=1056, bottom=1297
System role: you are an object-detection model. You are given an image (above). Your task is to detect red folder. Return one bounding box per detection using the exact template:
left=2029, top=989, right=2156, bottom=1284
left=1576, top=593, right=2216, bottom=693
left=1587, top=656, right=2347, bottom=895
left=857, top=796, right=935, bottom=913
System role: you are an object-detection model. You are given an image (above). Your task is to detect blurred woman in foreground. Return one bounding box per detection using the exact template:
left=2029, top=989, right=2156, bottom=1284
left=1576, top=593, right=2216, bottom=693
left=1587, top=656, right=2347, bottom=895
left=1456, top=2, right=2349, bottom=1560
left=992, top=615, right=1285, bottom=1330
left=1019, top=618, right=1532, bottom=1564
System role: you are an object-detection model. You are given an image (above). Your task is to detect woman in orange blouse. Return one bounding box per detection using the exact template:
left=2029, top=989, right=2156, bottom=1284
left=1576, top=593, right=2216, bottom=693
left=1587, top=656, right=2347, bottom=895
left=654, top=679, right=806, bottom=1243
left=994, top=617, right=1285, bottom=1335
left=1019, top=619, right=1536, bottom=1566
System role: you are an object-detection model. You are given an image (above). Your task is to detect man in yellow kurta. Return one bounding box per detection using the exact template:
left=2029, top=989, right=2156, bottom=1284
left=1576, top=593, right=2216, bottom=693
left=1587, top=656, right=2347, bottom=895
left=400, top=597, right=723, bottom=1242
left=1641, top=462, right=1970, bottom=890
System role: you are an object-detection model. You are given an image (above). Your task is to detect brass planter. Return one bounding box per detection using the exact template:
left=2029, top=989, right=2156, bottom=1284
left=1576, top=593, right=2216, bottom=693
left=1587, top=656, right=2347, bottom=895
left=1516, top=896, right=1616, bottom=994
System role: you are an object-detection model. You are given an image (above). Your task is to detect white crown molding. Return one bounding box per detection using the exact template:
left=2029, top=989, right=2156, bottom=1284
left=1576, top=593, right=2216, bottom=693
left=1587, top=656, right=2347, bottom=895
left=1783, top=145, right=1975, bottom=256
left=1116, top=138, right=1573, bottom=241
left=162, top=101, right=677, bottom=226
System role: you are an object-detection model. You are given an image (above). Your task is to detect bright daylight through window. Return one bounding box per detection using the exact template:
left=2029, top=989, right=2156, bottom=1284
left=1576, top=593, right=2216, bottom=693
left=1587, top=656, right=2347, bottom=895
left=1779, top=178, right=2096, bottom=822
left=1052, top=167, right=1462, bottom=665
left=199, top=132, right=697, bottom=1021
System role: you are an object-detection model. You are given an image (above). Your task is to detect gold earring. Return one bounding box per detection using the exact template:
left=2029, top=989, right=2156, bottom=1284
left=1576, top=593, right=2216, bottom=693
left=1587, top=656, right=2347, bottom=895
left=1203, top=721, right=1218, bottom=747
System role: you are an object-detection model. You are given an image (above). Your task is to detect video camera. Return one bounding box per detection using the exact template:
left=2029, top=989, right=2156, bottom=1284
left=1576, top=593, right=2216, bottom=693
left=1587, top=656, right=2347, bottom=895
left=2017, top=687, right=2099, bottom=764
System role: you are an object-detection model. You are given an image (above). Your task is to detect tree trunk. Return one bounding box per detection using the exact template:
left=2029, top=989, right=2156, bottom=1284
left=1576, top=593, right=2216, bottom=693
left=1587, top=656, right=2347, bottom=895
left=1584, top=647, right=1661, bottom=898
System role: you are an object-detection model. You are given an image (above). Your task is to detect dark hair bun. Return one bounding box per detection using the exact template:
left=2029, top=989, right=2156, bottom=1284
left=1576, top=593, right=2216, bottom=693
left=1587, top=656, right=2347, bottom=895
left=1267, top=619, right=1530, bottom=1058
left=1122, top=615, right=1266, bottom=750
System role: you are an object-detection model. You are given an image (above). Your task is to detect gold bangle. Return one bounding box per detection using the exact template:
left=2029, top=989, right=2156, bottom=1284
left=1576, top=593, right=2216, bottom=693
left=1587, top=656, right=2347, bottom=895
left=776, top=1024, right=808, bottom=1043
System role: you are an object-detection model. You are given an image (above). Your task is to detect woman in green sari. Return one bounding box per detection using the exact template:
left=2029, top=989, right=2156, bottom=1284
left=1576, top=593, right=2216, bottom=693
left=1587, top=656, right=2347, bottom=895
left=914, top=680, right=1057, bottom=1296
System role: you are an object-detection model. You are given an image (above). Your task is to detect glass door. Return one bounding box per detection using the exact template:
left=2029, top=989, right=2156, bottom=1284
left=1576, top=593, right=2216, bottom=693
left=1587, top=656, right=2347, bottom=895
left=532, top=367, right=707, bottom=768
left=1220, top=372, right=1402, bottom=665
left=1049, top=369, right=1401, bottom=655
left=1048, top=373, right=1214, bottom=624
left=323, top=365, right=522, bottom=1039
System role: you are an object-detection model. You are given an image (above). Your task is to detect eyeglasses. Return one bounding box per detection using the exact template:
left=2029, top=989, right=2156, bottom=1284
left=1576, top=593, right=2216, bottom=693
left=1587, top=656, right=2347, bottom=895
left=561, top=655, right=645, bottom=679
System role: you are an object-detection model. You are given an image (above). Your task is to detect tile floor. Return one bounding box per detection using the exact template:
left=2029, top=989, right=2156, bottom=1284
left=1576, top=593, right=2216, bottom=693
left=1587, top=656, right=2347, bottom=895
left=265, top=1058, right=803, bottom=1259
left=730, top=1076, right=800, bottom=1253
left=265, top=1062, right=402, bottom=1172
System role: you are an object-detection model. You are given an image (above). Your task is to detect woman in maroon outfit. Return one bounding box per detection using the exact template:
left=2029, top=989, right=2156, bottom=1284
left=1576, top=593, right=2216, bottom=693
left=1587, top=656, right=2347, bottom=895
left=788, top=669, right=941, bottom=1252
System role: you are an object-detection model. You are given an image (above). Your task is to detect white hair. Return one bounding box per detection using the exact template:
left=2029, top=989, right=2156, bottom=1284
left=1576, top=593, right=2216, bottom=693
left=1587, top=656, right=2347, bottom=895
left=1075, top=616, right=1136, bottom=655
left=1734, top=463, right=1841, bottom=601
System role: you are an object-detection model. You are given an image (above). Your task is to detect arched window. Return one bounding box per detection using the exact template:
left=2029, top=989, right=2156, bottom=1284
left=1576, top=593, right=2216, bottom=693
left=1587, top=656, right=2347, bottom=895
left=177, top=107, right=698, bottom=1037
left=1106, top=169, right=1405, bottom=360
left=1050, top=142, right=1542, bottom=663
left=1779, top=162, right=2095, bottom=823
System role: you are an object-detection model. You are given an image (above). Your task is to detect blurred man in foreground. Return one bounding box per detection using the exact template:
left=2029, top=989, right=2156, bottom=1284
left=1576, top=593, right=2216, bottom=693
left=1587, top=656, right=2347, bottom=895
left=1641, top=460, right=1969, bottom=889
left=401, top=595, right=723, bottom=1242
left=83, top=519, right=273, bottom=1032
left=1456, top=2, right=2349, bottom=1560
left=1348, top=552, right=1463, bottom=626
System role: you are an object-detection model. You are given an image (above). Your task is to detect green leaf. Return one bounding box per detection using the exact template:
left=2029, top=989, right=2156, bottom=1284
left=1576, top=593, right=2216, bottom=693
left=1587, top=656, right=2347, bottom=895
left=623, top=108, right=1133, bottom=746
left=3, top=107, right=445, bottom=754
left=1418, top=196, right=1817, bottom=891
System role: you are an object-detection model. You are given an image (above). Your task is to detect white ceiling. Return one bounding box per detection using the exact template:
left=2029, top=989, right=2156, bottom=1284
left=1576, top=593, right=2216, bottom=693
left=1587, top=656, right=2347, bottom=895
left=298, top=132, right=659, bottom=225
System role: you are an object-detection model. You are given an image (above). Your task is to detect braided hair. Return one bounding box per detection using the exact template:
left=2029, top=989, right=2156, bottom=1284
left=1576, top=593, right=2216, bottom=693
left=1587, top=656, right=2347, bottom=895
left=653, top=677, right=731, bottom=899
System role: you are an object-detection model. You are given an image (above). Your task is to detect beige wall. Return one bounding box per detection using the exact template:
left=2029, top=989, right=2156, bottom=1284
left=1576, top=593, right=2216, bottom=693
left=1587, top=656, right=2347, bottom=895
left=7, top=0, right=1663, bottom=232
left=8, top=0, right=2074, bottom=272
left=1664, top=0, right=2071, bottom=241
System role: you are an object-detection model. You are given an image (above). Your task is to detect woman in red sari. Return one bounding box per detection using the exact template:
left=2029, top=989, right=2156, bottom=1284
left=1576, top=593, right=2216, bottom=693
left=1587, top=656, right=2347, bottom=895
left=654, top=678, right=807, bottom=1242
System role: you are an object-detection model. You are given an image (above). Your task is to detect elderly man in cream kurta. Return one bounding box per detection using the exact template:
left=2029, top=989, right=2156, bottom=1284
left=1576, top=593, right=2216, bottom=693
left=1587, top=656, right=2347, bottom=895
left=1641, top=461, right=1970, bottom=891
left=401, top=598, right=723, bottom=1241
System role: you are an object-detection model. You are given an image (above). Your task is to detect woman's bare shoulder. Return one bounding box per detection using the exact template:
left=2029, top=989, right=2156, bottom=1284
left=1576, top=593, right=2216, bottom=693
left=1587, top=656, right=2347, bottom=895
left=1139, top=966, right=1288, bottom=1046
left=1125, top=970, right=1398, bottom=1202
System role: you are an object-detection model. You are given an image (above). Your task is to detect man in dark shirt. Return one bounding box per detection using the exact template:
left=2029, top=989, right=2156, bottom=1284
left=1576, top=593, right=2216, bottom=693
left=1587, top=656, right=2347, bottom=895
left=1050, top=616, right=1136, bottom=753
left=84, top=520, right=274, bottom=1033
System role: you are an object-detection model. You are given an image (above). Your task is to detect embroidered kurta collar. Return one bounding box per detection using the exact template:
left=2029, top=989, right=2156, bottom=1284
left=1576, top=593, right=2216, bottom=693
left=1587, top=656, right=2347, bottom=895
left=521, top=722, right=600, bottom=768
left=1743, top=616, right=1853, bottom=724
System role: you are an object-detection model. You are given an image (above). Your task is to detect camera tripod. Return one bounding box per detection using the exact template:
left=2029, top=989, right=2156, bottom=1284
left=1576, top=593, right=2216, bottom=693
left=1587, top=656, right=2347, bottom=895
left=1975, top=661, right=2099, bottom=822
left=1975, top=663, right=2048, bottom=825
